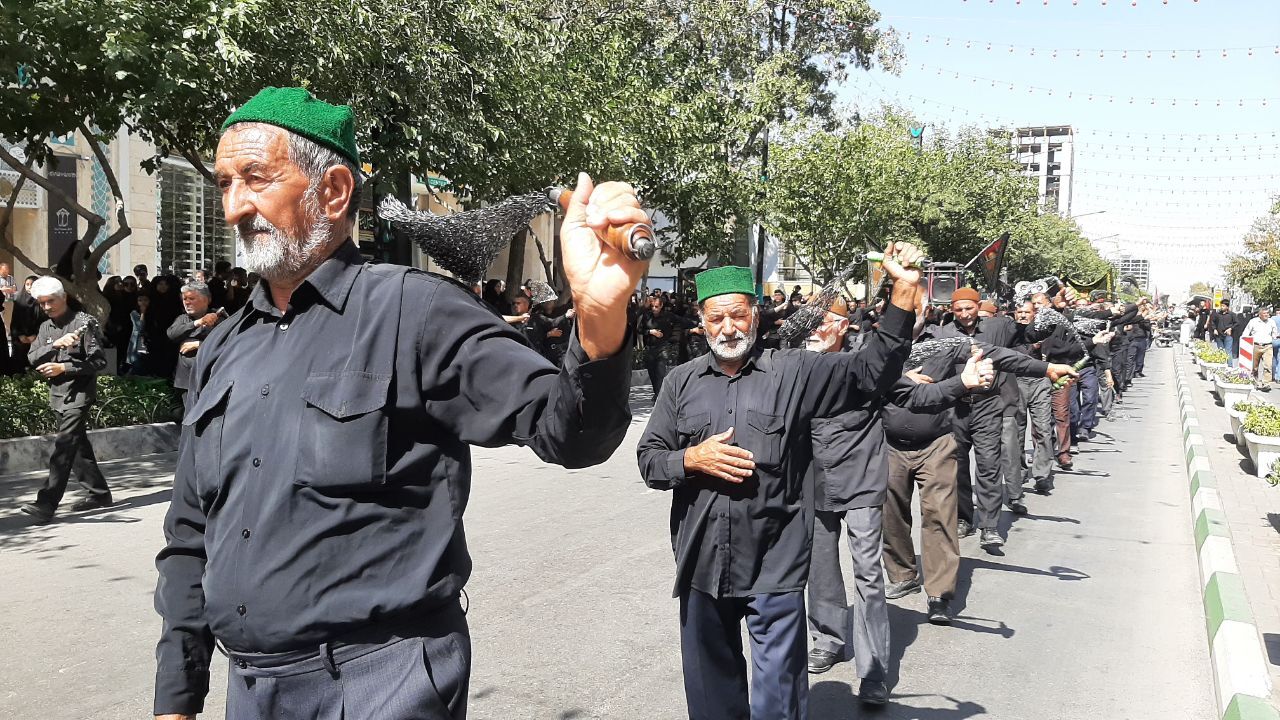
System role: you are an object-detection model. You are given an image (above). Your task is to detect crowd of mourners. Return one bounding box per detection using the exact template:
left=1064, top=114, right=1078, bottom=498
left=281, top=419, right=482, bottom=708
left=1185, top=298, right=1280, bottom=385
left=1, top=261, right=259, bottom=388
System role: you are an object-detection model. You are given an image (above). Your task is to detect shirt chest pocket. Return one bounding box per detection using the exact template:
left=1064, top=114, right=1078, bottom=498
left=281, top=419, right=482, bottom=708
left=677, top=412, right=711, bottom=446
left=744, top=409, right=785, bottom=469
left=296, top=371, right=391, bottom=491
left=182, top=379, right=234, bottom=501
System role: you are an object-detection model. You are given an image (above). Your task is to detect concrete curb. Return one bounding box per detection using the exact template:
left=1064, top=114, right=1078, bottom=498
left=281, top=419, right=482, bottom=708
left=1173, top=349, right=1279, bottom=720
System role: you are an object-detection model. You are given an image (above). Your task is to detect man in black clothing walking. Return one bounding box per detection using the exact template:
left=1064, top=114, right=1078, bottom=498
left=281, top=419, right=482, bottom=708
left=19, top=276, right=112, bottom=523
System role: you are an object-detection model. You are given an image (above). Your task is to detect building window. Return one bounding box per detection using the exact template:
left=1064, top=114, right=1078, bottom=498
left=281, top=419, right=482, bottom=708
left=158, top=162, right=234, bottom=277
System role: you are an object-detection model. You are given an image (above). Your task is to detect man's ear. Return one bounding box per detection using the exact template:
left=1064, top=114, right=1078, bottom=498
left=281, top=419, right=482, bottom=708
left=318, top=165, right=356, bottom=223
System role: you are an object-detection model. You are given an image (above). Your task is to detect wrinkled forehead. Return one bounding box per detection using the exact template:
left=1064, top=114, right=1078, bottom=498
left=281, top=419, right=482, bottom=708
left=701, top=294, right=754, bottom=316
left=952, top=300, right=978, bottom=312
left=215, top=124, right=293, bottom=176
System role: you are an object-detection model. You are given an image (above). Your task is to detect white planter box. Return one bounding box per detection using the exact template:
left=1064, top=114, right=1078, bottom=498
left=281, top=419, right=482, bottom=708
left=1243, top=432, right=1280, bottom=479
left=1229, top=412, right=1246, bottom=445
left=1213, top=377, right=1254, bottom=407
left=1199, top=361, right=1227, bottom=380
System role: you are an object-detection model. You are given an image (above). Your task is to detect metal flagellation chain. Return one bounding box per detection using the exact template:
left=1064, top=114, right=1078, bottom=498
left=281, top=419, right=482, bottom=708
left=378, top=192, right=556, bottom=283
left=777, top=260, right=863, bottom=343
left=527, top=279, right=558, bottom=305
left=906, top=337, right=973, bottom=369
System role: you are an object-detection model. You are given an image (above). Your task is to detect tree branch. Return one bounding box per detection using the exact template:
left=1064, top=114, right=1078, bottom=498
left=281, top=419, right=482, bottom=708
left=78, top=123, right=133, bottom=271
left=0, top=143, right=104, bottom=225
left=0, top=149, right=53, bottom=275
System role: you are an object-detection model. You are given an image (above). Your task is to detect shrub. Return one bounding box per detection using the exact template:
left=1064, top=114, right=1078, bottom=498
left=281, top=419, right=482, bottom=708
left=0, top=373, right=181, bottom=440
left=1268, top=459, right=1280, bottom=488
left=1234, top=401, right=1259, bottom=413
left=1243, top=404, right=1280, bottom=437
left=1216, top=368, right=1255, bottom=385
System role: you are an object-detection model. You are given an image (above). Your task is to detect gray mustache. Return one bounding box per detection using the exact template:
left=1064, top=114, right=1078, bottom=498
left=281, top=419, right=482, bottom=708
left=236, top=218, right=275, bottom=237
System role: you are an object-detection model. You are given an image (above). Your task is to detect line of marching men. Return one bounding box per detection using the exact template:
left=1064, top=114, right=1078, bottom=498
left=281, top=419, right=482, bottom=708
left=637, top=260, right=1159, bottom=718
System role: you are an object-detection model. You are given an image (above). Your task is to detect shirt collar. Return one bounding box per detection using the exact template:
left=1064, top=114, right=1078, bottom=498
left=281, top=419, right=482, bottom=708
left=247, top=238, right=364, bottom=316
left=697, top=346, right=771, bottom=377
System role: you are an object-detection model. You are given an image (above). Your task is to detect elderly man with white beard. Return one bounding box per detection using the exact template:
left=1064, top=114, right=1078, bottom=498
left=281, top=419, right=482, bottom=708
left=636, top=247, right=923, bottom=720
left=153, top=88, right=650, bottom=720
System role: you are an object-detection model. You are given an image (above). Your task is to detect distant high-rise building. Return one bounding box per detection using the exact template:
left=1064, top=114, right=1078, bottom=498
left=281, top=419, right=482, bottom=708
left=997, top=125, right=1075, bottom=217
left=1111, top=254, right=1150, bottom=292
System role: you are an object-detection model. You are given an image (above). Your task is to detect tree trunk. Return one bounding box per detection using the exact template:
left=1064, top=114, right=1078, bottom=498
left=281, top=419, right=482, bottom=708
left=506, top=227, right=527, bottom=297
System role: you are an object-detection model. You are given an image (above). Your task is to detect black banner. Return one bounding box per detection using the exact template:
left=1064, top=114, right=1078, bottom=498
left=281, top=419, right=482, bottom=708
left=46, top=160, right=78, bottom=265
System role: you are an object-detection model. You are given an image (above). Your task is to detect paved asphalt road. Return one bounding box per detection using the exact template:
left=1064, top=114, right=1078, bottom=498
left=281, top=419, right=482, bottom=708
left=0, top=349, right=1214, bottom=719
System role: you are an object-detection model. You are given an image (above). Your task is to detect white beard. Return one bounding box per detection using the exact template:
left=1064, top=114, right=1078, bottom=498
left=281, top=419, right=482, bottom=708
left=236, top=193, right=332, bottom=281
left=709, top=318, right=759, bottom=362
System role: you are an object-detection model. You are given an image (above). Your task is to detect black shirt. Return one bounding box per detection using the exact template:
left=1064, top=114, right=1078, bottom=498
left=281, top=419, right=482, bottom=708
left=153, top=240, right=634, bottom=715
left=809, top=344, right=886, bottom=512
left=166, top=309, right=223, bottom=391
left=28, top=310, right=106, bottom=410
left=636, top=304, right=914, bottom=599
left=636, top=309, right=678, bottom=349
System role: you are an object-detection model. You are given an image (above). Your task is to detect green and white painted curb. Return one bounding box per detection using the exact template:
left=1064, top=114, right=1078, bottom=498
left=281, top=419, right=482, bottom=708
left=1174, top=354, right=1279, bottom=720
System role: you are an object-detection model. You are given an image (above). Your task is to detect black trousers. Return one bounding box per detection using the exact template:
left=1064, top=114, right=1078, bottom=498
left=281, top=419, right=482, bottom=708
left=953, top=394, right=1005, bottom=530
left=645, top=344, right=677, bottom=396
left=35, top=405, right=110, bottom=511
left=679, top=589, right=808, bottom=720
left=226, top=605, right=471, bottom=720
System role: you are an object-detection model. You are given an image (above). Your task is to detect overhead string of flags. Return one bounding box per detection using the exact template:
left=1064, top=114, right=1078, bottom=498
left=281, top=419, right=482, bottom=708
left=910, top=63, right=1276, bottom=108
left=901, top=33, right=1279, bottom=61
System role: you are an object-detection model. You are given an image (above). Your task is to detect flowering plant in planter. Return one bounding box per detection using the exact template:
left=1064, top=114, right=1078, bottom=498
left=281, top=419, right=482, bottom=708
left=1243, top=404, right=1280, bottom=437
left=1216, top=368, right=1256, bottom=385
left=1234, top=400, right=1259, bottom=413
left=1196, top=347, right=1229, bottom=364
left=1268, top=459, right=1280, bottom=488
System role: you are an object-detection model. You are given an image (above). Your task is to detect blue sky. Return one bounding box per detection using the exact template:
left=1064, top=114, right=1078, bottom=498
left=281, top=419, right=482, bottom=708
left=837, top=0, right=1280, bottom=296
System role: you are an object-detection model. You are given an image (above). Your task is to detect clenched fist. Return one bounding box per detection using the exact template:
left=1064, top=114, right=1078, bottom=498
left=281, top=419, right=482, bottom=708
left=683, top=427, right=756, bottom=483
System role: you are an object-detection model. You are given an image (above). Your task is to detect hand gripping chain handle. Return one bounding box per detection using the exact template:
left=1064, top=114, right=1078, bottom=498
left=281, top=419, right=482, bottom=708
left=549, top=187, right=657, bottom=261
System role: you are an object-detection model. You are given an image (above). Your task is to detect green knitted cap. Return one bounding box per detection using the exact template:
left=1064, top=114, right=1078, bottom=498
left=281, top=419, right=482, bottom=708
left=222, top=87, right=360, bottom=165
left=695, top=266, right=756, bottom=304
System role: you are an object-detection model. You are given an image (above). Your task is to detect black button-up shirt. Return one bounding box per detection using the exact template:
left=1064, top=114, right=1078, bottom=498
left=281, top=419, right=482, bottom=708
left=636, top=304, right=914, bottom=598
left=153, top=240, right=634, bottom=715
left=28, top=310, right=106, bottom=410
left=166, top=310, right=223, bottom=391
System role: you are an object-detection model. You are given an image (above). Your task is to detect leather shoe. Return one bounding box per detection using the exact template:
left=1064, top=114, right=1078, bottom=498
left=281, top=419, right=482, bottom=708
left=69, top=496, right=113, bottom=512
left=858, top=679, right=889, bottom=706
left=927, top=597, right=952, bottom=625
left=979, top=529, right=1004, bottom=548
left=807, top=648, right=841, bottom=674
left=1056, top=460, right=1073, bottom=471
left=885, top=576, right=922, bottom=599
left=1033, top=480, right=1054, bottom=495
left=957, top=519, right=976, bottom=538
left=19, top=503, right=54, bottom=524
left=1008, top=499, right=1028, bottom=515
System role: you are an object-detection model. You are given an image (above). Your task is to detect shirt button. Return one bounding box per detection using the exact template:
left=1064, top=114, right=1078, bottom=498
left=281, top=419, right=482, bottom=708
left=236, top=659, right=248, bottom=669
left=728, top=408, right=733, bottom=414
left=237, top=604, right=247, bottom=616
left=279, top=323, right=290, bottom=331
left=260, top=384, right=270, bottom=396
left=241, top=528, right=251, bottom=539
left=252, top=458, right=261, bottom=468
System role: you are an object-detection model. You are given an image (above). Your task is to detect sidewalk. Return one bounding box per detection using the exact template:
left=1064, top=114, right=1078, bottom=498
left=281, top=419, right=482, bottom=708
left=1181, top=349, right=1280, bottom=711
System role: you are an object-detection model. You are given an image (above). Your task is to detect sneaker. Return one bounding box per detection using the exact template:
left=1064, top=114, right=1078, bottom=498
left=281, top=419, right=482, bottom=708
left=927, top=597, right=953, bottom=625
left=885, top=576, right=922, bottom=599
left=19, top=503, right=54, bottom=524
left=980, top=529, right=1004, bottom=549
left=858, top=679, right=889, bottom=706
left=957, top=519, right=976, bottom=538
left=69, top=496, right=114, bottom=512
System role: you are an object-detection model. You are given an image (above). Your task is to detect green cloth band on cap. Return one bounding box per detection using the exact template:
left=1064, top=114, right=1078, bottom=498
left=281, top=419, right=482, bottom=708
left=222, top=87, right=360, bottom=166
left=696, top=266, right=755, bottom=304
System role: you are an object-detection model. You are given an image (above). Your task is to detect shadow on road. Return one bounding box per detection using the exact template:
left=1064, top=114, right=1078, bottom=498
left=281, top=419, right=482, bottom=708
left=0, top=453, right=177, bottom=552
left=812, top=679, right=988, bottom=719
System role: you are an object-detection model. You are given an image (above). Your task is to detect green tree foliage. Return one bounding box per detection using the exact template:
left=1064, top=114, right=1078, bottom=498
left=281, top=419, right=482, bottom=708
left=762, top=107, right=1109, bottom=285
left=2, top=0, right=899, bottom=307
left=1224, top=198, right=1280, bottom=306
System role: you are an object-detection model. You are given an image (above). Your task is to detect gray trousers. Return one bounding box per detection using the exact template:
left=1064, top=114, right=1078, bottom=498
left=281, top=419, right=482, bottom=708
left=226, top=609, right=470, bottom=720
left=805, top=506, right=889, bottom=682
left=1015, top=376, right=1054, bottom=484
